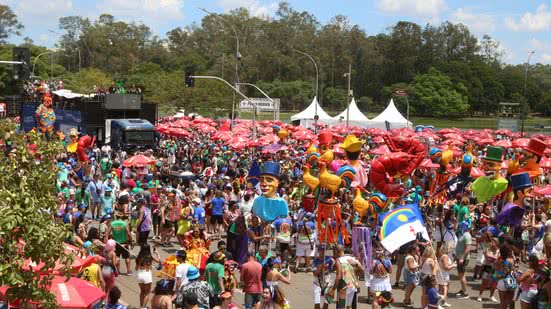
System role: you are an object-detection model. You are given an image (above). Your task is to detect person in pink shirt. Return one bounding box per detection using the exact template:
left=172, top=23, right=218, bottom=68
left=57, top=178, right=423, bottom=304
left=241, top=252, right=263, bottom=309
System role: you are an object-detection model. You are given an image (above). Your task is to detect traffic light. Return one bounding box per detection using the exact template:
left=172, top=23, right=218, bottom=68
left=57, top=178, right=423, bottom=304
left=12, top=47, right=30, bottom=80
left=185, top=71, right=194, bottom=87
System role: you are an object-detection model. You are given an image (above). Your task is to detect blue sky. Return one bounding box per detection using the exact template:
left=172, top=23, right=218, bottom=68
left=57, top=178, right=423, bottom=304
left=2, top=0, right=551, bottom=64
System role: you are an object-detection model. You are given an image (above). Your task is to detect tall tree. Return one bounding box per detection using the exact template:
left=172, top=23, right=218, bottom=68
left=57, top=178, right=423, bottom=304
left=0, top=5, right=22, bottom=43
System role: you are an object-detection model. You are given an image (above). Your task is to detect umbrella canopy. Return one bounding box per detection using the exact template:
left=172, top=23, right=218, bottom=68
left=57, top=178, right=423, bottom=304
left=512, top=138, right=530, bottom=148
left=450, top=166, right=485, bottom=178
left=443, top=133, right=465, bottom=142
left=534, top=185, right=551, bottom=197
left=123, top=154, right=156, bottom=168
left=418, top=158, right=440, bottom=169
left=494, top=139, right=512, bottom=148
left=478, top=138, right=495, bottom=146
left=1, top=276, right=105, bottom=309
left=369, top=145, right=391, bottom=155
left=540, top=157, right=551, bottom=169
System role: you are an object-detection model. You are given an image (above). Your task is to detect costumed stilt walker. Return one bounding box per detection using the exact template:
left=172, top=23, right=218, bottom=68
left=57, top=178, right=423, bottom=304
left=35, top=93, right=56, bottom=139
left=496, top=172, right=533, bottom=227
left=251, top=161, right=289, bottom=222
left=427, top=146, right=453, bottom=205
left=471, top=146, right=508, bottom=203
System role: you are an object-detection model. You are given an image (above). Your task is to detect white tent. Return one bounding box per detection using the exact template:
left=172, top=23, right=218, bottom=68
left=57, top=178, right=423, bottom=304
left=367, top=99, right=412, bottom=129
left=331, top=98, right=371, bottom=128
left=290, top=96, right=333, bottom=128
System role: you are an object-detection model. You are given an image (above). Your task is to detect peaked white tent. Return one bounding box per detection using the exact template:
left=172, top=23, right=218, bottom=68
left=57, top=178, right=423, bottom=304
left=331, top=98, right=371, bottom=128
left=290, top=96, right=333, bottom=128
left=367, top=99, right=412, bottom=129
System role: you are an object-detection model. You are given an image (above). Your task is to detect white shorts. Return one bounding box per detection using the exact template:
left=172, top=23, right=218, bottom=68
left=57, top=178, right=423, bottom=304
left=519, top=289, right=538, bottom=303
left=437, top=271, right=450, bottom=285
left=370, top=276, right=391, bottom=292
left=136, top=269, right=153, bottom=284
left=313, top=284, right=326, bottom=305
left=496, top=279, right=507, bottom=292
left=296, top=243, right=315, bottom=257
left=476, top=251, right=485, bottom=266
left=345, top=287, right=357, bottom=306
left=433, top=228, right=443, bottom=242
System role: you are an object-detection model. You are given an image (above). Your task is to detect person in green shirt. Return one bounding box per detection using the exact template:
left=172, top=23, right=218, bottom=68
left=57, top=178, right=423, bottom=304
left=100, top=156, right=113, bottom=175
left=75, top=185, right=90, bottom=210
left=205, top=251, right=226, bottom=303
left=132, top=181, right=144, bottom=195
left=454, top=221, right=472, bottom=299
left=453, top=196, right=471, bottom=224
left=109, top=217, right=132, bottom=275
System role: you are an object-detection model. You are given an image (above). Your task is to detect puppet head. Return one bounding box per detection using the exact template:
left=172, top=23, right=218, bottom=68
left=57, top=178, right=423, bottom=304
left=429, top=148, right=442, bottom=164
left=460, top=146, right=474, bottom=177
left=260, top=161, right=281, bottom=198
left=42, top=94, right=52, bottom=108
left=340, top=134, right=364, bottom=161
left=369, top=192, right=388, bottom=214
left=521, top=138, right=546, bottom=167
left=317, top=132, right=333, bottom=152
left=69, top=128, right=79, bottom=142
left=511, top=172, right=533, bottom=207
left=277, top=129, right=289, bottom=142
left=481, top=146, right=504, bottom=180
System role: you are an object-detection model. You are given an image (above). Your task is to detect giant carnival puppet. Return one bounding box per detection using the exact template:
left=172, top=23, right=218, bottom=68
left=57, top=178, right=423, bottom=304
left=471, top=146, right=509, bottom=203
left=251, top=161, right=289, bottom=222
left=340, top=134, right=368, bottom=187
left=35, top=93, right=56, bottom=136
left=508, top=137, right=547, bottom=179
left=496, top=172, right=533, bottom=227
left=369, top=136, right=426, bottom=198
left=427, top=146, right=454, bottom=204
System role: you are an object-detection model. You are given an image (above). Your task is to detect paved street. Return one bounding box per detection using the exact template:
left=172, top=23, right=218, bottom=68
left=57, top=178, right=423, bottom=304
left=115, top=239, right=503, bottom=309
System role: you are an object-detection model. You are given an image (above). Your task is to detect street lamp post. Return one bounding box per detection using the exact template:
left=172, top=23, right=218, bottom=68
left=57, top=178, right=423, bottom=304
left=236, top=82, right=277, bottom=121
left=344, top=63, right=352, bottom=127
left=192, top=75, right=257, bottom=140
left=32, top=51, right=55, bottom=78
left=292, top=49, right=319, bottom=131
left=521, top=51, right=535, bottom=136
left=200, top=8, right=241, bottom=125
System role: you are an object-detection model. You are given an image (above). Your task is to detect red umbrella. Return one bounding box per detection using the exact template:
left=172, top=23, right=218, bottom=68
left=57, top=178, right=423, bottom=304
left=441, top=139, right=463, bottom=146
left=540, top=157, right=551, bottom=169
left=166, top=127, right=192, bottom=138
left=22, top=243, right=102, bottom=275
left=0, top=276, right=105, bottom=308
left=450, top=166, right=484, bottom=178
left=478, top=138, right=495, bottom=146
left=438, top=128, right=457, bottom=135
left=369, top=145, right=390, bottom=155
left=495, top=129, right=512, bottom=136
left=534, top=185, right=551, bottom=197
left=512, top=138, right=530, bottom=148
left=494, top=140, right=512, bottom=148
left=293, top=130, right=316, bottom=141
left=123, top=154, right=156, bottom=168
left=464, top=129, right=478, bottom=135
left=531, top=134, right=547, bottom=140
left=419, top=158, right=440, bottom=169
left=372, top=136, right=385, bottom=144
left=443, top=133, right=465, bottom=142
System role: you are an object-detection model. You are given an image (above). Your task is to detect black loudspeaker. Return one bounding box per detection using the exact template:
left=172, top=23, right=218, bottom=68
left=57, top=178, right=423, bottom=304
left=12, top=47, right=30, bottom=80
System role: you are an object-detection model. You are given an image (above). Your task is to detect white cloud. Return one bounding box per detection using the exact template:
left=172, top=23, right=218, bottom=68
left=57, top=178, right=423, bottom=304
left=505, top=4, right=551, bottom=32
left=376, top=0, right=446, bottom=18
left=4, top=0, right=73, bottom=24
left=526, top=38, right=551, bottom=64
left=450, top=8, right=496, bottom=34
left=97, top=0, right=184, bottom=23
left=216, top=0, right=278, bottom=18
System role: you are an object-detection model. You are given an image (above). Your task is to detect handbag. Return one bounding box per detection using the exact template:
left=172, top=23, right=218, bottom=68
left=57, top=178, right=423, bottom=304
left=503, top=273, right=517, bottom=290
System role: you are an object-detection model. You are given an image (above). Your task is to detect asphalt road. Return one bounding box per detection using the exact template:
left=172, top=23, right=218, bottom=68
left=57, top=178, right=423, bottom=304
left=114, top=238, right=504, bottom=309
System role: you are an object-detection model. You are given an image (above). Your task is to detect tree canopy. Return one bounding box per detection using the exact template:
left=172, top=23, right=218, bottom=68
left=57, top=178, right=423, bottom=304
left=1, top=2, right=551, bottom=117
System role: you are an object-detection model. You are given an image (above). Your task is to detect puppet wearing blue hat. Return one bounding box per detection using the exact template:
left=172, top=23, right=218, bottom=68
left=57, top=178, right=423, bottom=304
left=252, top=161, right=289, bottom=222
left=496, top=172, right=533, bottom=226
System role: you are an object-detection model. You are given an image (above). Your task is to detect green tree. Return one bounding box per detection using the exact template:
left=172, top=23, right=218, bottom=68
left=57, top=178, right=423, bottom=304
left=0, top=5, right=23, bottom=43
left=64, top=68, right=112, bottom=93
left=409, top=68, right=469, bottom=117
left=0, top=120, right=71, bottom=308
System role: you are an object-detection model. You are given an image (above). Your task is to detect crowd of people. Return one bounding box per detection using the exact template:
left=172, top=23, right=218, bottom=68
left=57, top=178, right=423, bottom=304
left=48, top=118, right=551, bottom=309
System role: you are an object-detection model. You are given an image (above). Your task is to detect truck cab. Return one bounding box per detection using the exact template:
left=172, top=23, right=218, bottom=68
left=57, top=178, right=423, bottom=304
left=107, top=119, right=156, bottom=151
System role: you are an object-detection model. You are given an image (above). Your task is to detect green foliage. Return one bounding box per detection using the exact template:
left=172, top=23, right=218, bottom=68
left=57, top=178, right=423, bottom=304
left=64, top=68, right=112, bottom=93
left=1, top=2, right=551, bottom=116
left=409, top=68, right=469, bottom=117
left=0, top=5, right=23, bottom=43
left=0, top=120, right=71, bottom=308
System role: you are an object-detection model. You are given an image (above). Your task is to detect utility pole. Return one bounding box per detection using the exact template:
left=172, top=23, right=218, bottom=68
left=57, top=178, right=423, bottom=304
left=521, top=51, right=535, bottom=136
left=345, top=63, right=352, bottom=127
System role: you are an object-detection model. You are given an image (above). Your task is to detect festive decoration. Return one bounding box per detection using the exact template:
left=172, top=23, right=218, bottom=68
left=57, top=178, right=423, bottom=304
left=378, top=206, right=429, bottom=253
left=35, top=93, right=56, bottom=135
left=341, top=134, right=367, bottom=187
left=76, top=135, right=95, bottom=163
left=497, top=172, right=533, bottom=226
left=251, top=161, right=289, bottom=222
left=471, top=146, right=508, bottom=203
left=352, top=226, right=372, bottom=270
left=428, top=146, right=453, bottom=205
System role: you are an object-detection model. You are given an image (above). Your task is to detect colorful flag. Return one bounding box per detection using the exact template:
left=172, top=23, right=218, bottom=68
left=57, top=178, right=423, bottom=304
left=378, top=206, right=429, bottom=253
